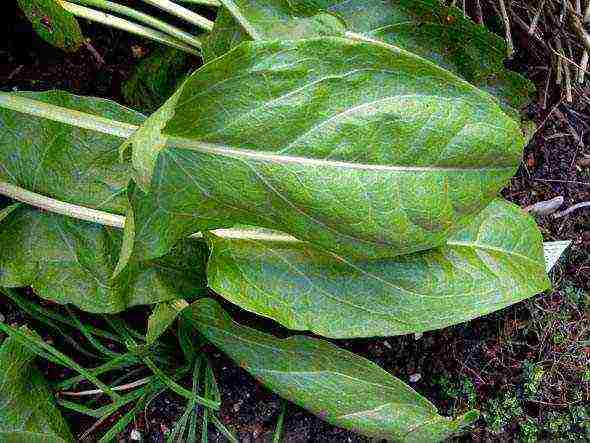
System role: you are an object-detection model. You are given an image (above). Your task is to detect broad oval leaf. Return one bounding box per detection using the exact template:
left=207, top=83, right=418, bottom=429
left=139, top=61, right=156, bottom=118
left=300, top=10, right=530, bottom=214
left=183, top=298, right=479, bottom=441
left=0, top=330, right=73, bottom=442
left=206, top=0, right=534, bottom=116
left=124, top=37, right=524, bottom=264
left=0, top=204, right=207, bottom=313
left=17, top=0, right=84, bottom=52
left=205, top=199, right=550, bottom=338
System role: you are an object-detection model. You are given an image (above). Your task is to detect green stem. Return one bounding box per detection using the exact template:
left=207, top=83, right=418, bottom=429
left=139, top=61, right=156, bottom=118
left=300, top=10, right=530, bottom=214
left=173, top=0, right=220, bottom=6
left=60, top=1, right=200, bottom=55
left=0, top=182, right=125, bottom=228
left=68, top=0, right=203, bottom=49
left=0, top=181, right=303, bottom=244
left=140, top=0, right=214, bottom=31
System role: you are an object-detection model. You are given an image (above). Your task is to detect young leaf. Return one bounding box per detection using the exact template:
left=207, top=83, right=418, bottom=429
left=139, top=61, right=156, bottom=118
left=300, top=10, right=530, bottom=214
left=205, top=0, right=533, bottom=116
left=0, top=90, right=144, bottom=215
left=146, top=299, right=189, bottom=344
left=202, top=6, right=248, bottom=62
left=0, top=329, right=73, bottom=442
left=0, top=205, right=207, bottom=313
left=205, top=199, right=550, bottom=338
left=17, top=0, right=85, bottom=52
left=183, top=298, right=479, bottom=441
left=122, top=37, right=524, bottom=266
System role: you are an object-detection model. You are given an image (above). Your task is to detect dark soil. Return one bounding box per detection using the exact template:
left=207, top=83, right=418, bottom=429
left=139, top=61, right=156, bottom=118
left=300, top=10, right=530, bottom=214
left=1, top=3, right=589, bottom=442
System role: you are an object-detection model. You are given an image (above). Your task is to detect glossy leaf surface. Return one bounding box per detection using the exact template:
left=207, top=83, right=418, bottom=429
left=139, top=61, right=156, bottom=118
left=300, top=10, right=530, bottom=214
left=206, top=0, right=533, bottom=115
left=205, top=200, right=550, bottom=337
left=124, top=37, right=523, bottom=265
left=184, top=298, right=478, bottom=441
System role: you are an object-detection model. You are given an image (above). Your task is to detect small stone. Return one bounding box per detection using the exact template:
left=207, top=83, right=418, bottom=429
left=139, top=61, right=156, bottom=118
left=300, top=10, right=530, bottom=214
left=414, top=332, right=423, bottom=340
left=383, top=340, right=391, bottom=349
left=409, top=373, right=422, bottom=383
left=129, top=429, right=141, bottom=441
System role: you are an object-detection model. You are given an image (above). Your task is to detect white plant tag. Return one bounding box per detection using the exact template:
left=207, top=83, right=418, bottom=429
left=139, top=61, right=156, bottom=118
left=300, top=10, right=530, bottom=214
left=543, top=241, right=572, bottom=272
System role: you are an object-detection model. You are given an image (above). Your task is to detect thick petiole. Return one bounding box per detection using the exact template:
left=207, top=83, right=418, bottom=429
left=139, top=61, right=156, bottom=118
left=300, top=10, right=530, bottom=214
left=67, top=0, right=203, bottom=49
left=139, top=0, right=214, bottom=32
left=0, top=182, right=125, bottom=228
left=173, top=0, right=220, bottom=6
left=60, top=1, right=201, bottom=55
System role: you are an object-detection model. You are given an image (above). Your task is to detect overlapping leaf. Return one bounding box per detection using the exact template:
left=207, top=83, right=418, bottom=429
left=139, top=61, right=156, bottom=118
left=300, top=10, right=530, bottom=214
left=122, top=37, right=523, bottom=269
left=0, top=90, right=143, bottom=214
left=146, top=299, right=189, bottom=344
left=0, top=330, right=72, bottom=442
left=202, top=0, right=345, bottom=60
left=17, top=0, right=84, bottom=52
left=206, top=0, right=534, bottom=116
left=205, top=199, right=550, bottom=338
left=184, top=298, right=479, bottom=441
left=0, top=204, right=208, bottom=313
left=0, top=91, right=207, bottom=312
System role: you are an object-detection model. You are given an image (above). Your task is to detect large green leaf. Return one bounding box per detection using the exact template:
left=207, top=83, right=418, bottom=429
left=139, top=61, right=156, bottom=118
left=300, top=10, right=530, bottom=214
left=0, top=204, right=208, bottom=313
left=205, top=199, right=550, bottom=338
left=183, top=298, right=478, bottom=441
left=17, top=0, right=84, bottom=52
left=206, top=0, right=533, bottom=115
left=122, top=37, right=523, bottom=267
left=0, top=91, right=144, bottom=215
left=0, top=331, right=72, bottom=442
left=202, top=0, right=345, bottom=60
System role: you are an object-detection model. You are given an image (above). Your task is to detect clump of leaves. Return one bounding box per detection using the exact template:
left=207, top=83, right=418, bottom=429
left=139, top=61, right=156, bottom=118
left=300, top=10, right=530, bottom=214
left=0, top=1, right=574, bottom=441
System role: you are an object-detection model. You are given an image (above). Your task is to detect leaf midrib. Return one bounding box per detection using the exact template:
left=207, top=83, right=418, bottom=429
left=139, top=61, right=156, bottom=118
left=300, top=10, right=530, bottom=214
left=0, top=93, right=515, bottom=174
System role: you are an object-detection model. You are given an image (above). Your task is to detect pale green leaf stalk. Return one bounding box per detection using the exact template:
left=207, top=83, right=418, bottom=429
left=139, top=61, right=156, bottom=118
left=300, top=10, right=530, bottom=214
left=0, top=91, right=208, bottom=313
